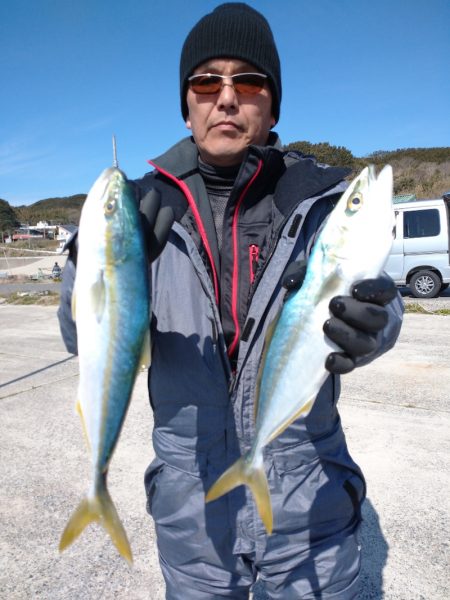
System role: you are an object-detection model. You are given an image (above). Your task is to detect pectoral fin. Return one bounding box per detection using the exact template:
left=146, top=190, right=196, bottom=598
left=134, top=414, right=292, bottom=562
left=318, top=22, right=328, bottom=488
left=140, top=328, right=151, bottom=369
left=90, top=271, right=106, bottom=323
left=71, top=288, right=77, bottom=321
left=316, top=269, right=342, bottom=306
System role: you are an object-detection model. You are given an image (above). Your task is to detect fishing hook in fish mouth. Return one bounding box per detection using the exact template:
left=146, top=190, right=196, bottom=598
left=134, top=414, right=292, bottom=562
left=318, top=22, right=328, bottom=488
left=112, top=134, right=118, bottom=168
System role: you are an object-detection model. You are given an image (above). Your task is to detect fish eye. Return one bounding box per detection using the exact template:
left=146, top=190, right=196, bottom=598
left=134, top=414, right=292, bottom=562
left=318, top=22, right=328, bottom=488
left=347, top=192, right=363, bottom=212
left=104, top=198, right=116, bottom=214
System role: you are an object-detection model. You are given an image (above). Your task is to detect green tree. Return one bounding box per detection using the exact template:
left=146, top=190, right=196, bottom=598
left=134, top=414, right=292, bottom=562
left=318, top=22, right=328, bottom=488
left=283, top=140, right=357, bottom=168
left=366, top=147, right=450, bottom=164
left=0, top=199, right=20, bottom=242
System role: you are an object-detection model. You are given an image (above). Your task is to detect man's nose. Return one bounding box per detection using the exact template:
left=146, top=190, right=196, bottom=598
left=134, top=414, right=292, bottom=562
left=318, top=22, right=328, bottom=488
left=217, top=80, right=238, bottom=107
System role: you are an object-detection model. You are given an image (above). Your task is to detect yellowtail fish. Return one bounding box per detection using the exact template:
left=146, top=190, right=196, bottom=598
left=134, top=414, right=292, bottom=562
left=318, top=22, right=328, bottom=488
left=59, top=166, right=150, bottom=563
left=206, top=165, right=394, bottom=533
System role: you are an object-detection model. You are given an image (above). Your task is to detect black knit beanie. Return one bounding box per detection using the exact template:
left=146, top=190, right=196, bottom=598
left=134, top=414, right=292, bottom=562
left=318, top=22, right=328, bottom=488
left=180, top=2, right=282, bottom=123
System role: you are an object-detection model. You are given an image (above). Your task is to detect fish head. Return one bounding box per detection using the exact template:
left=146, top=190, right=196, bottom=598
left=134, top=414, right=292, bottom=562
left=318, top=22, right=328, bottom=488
left=324, top=164, right=394, bottom=280
left=79, top=167, right=140, bottom=265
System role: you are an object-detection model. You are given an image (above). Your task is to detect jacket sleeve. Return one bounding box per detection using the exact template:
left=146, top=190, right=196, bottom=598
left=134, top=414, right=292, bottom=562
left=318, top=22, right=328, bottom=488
left=57, top=231, right=78, bottom=355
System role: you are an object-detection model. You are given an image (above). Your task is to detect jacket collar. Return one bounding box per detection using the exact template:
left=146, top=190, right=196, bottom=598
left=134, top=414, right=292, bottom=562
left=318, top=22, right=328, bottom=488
left=151, top=132, right=284, bottom=181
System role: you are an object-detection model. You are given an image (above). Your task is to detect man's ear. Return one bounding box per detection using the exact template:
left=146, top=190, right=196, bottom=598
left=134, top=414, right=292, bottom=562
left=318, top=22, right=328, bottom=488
left=270, top=115, right=276, bottom=128
left=186, top=117, right=192, bottom=130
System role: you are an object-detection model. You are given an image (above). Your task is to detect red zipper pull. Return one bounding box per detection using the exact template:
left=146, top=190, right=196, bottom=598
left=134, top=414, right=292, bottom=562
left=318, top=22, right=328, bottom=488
left=249, top=244, right=260, bottom=284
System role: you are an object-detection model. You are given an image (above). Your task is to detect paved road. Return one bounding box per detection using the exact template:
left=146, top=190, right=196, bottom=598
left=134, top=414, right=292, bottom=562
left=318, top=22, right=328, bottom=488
left=0, top=254, right=66, bottom=276
left=0, top=305, right=449, bottom=599
left=0, top=257, right=47, bottom=268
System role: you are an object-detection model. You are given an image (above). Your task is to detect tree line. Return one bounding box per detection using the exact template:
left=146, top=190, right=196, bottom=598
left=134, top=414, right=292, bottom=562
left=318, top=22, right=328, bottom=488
left=282, top=143, right=450, bottom=197
left=1, top=144, right=450, bottom=239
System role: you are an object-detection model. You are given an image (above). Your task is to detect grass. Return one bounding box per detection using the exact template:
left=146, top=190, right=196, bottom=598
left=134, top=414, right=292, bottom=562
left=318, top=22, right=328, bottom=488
left=404, top=302, right=450, bottom=316
left=0, top=291, right=60, bottom=305
left=428, top=308, right=450, bottom=316
left=0, top=240, right=60, bottom=256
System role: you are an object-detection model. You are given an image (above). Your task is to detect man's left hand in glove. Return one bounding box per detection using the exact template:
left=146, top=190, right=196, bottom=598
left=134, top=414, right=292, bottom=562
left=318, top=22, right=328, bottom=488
left=323, top=275, right=398, bottom=374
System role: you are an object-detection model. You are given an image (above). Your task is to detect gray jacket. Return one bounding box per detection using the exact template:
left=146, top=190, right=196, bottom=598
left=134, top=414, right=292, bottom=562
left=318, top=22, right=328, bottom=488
left=58, top=135, right=403, bottom=564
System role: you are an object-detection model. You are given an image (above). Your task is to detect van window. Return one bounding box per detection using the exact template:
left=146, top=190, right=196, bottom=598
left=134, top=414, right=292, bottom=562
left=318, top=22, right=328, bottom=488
left=404, top=209, right=440, bottom=238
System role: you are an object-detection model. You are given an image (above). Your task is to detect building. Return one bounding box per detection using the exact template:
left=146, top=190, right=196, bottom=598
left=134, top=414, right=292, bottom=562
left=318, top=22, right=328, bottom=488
left=56, top=224, right=78, bottom=250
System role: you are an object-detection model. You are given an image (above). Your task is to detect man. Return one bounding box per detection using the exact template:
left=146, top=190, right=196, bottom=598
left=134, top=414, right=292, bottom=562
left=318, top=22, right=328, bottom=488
left=52, top=261, right=61, bottom=279
left=58, top=3, right=403, bottom=598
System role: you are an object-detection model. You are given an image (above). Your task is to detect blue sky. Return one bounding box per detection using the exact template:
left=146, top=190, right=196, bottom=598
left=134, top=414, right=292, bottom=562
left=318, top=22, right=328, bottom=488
left=1, top=0, right=449, bottom=206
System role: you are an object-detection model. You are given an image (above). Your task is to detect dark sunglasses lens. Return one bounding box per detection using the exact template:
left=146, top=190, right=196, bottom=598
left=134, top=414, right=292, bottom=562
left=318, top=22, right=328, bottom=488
left=234, top=74, right=266, bottom=94
left=190, top=75, right=222, bottom=94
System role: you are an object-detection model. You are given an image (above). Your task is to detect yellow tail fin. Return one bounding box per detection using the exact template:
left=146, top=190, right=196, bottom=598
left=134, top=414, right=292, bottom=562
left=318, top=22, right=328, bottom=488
left=206, top=455, right=273, bottom=534
left=59, top=484, right=132, bottom=564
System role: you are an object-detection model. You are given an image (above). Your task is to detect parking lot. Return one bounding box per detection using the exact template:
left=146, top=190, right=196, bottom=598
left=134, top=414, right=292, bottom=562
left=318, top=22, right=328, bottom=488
left=0, top=304, right=449, bottom=599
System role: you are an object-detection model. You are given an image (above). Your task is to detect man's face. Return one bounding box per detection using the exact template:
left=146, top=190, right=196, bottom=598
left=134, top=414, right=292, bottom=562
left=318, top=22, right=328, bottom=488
left=185, top=58, right=275, bottom=167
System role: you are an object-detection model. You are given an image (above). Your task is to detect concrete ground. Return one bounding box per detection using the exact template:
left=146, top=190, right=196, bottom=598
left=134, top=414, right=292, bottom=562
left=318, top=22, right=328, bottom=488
left=0, top=305, right=449, bottom=599
left=0, top=255, right=67, bottom=278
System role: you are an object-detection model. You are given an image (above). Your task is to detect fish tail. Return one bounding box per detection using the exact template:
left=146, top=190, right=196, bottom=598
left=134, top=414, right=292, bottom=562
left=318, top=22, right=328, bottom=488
left=59, top=484, right=132, bottom=564
left=206, top=455, right=273, bottom=534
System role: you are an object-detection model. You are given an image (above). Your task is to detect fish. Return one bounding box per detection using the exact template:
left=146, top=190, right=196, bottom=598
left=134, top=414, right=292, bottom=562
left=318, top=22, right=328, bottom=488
left=59, top=166, right=151, bottom=563
left=206, top=164, right=394, bottom=534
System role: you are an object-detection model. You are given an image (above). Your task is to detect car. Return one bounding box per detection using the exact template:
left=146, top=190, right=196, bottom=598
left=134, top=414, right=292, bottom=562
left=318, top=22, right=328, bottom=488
left=384, top=194, right=450, bottom=299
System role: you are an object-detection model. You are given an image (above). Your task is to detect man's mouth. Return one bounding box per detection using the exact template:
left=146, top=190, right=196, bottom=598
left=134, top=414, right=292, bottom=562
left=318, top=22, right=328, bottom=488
left=212, top=121, right=242, bottom=131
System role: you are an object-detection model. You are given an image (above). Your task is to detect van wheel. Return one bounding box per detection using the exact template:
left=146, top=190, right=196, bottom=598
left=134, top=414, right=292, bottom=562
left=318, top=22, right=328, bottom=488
left=410, top=271, right=441, bottom=298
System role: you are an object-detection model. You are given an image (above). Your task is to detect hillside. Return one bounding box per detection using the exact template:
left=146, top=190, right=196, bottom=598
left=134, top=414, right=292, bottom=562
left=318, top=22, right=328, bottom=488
left=283, top=144, right=450, bottom=199
left=13, top=194, right=86, bottom=226
left=2, top=146, right=450, bottom=232
left=365, top=148, right=450, bottom=198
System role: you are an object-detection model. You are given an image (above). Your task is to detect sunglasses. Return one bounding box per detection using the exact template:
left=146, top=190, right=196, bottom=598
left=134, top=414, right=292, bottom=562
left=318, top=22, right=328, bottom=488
left=188, top=72, right=268, bottom=95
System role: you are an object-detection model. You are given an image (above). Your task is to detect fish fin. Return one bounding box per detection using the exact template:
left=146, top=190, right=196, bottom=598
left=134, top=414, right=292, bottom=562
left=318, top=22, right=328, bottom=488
left=267, top=398, right=315, bottom=445
left=140, top=327, right=151, bottom=370
left=316, top=269, right=342, bottom=305
left=71, top=288, right=77, bottom=322
left=75, top=399, right=90, bottom=451
left=59, top=481, right=132, bottom=564
left=254, top=309, right=282, bottom=422
left=206, top=455, right=273, bottom=534
left=90, top=271, right=106, bottom=323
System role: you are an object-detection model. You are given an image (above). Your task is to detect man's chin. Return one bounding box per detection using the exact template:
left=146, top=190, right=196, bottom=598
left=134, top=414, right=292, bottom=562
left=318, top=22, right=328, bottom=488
left=201, top=143, right=247, bottom=167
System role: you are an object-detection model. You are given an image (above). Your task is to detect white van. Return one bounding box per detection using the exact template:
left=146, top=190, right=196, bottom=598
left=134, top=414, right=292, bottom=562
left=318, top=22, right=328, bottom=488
left=384, top=194, right=450, bottom=298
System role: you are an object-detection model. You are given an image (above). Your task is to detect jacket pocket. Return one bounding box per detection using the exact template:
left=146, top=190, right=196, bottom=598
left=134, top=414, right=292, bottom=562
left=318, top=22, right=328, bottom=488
left=249, top=244, right=260, bottom=284
left=144, top=457, right=165, bottom=516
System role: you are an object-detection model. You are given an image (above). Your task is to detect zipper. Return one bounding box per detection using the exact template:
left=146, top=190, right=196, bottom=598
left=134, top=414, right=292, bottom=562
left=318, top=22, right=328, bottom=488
left=249, top=244, right=260, bottom=284
left=230, top=208, right=307, bottom=394
left=248, top=207, right=304, bottom=307
left=147, top=160, right=219, bottom=305
left=210, top=314, right=218, bottom=352
left=228, top=159, right=263, bottom=358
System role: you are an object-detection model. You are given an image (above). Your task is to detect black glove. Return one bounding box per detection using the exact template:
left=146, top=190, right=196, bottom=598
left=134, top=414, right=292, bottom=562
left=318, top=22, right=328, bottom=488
left=282, top=260, right=308, bottom=292
left=324, top=275, right=398, bottom=374
left=140, top=188, right=174, bottom=263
